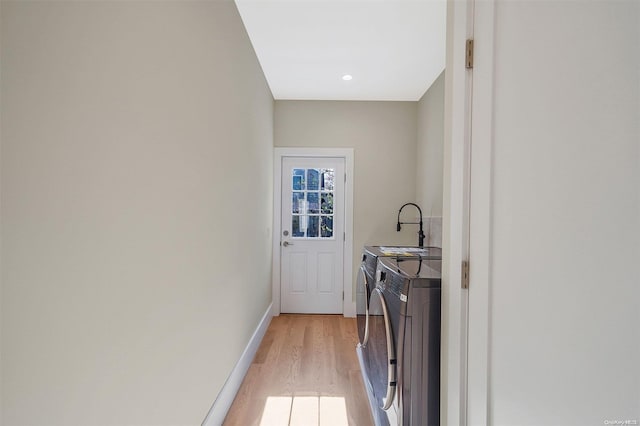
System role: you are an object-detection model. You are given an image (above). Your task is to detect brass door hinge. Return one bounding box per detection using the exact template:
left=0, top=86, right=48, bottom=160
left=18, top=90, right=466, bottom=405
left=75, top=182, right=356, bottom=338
left=462, top=261, right=470, bottom=289
left=466, top=39, right=474, bottom=69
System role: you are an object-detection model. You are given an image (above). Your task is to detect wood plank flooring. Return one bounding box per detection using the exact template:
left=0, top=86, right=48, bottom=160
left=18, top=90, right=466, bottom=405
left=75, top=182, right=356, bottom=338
left=223, top=314, right=373, bottom=426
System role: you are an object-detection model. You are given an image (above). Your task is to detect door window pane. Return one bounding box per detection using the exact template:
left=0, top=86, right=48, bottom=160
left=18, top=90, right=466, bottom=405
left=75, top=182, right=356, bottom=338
left=321, top=169, right=335, bottom=191
left=292, top=216, right=305, bottom=237
left=293, top=169, right=306, bottom=190
left=321, top=193, right=333, bottom=214
left=307, top=169, right=320, bottom=190
left=307, top=216, right=319, bottom=237
left=292, top=192, right=304, bottom=214
left=307, top=192, right=319, bottom=214
left=321, top=216, right=333, bottom=238
left=290, top=167, right=335, bottom=239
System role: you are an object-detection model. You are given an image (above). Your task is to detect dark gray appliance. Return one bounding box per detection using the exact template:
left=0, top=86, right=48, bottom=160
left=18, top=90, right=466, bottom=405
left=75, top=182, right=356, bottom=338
left=356, top=246, right=441, bottom=347
left=356, top=256, right=441, bottom=426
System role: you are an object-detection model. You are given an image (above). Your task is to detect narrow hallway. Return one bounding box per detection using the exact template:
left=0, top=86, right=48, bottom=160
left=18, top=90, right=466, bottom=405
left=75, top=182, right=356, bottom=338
left=224, top=315, right=373, bottom=425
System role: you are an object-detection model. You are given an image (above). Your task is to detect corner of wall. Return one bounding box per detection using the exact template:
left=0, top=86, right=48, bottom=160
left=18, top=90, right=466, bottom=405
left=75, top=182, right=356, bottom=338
left=416, top=70, right=445, bottom=219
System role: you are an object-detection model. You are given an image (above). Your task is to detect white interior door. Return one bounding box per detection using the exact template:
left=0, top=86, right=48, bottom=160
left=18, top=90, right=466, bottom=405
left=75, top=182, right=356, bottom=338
left=280, top=156, right=345, bottom=314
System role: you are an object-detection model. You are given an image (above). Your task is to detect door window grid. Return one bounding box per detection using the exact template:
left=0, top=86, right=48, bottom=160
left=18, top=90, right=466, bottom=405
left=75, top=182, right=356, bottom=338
left=292, top=168, right=335, bottom=239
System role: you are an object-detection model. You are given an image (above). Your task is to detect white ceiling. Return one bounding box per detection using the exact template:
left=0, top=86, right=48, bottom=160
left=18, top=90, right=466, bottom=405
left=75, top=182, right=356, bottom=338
left=234, top=0, right=446, bottom=101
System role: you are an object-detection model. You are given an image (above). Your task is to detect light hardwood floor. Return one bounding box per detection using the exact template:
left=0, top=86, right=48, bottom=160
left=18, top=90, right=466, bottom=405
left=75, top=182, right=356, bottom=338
left=223, top=314, right=373, bottom=426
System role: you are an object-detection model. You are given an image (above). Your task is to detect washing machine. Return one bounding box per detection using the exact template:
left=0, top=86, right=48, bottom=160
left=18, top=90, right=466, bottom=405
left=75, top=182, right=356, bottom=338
left=356, top=246, right=441, bottom=347
left=356, top=256, right=441, bottom=426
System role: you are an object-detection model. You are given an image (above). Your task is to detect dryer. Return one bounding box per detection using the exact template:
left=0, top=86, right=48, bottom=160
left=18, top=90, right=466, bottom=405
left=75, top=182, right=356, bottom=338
left=356, top=246, right=441, bottom=347
left=356, top=256, right=441, bottom=426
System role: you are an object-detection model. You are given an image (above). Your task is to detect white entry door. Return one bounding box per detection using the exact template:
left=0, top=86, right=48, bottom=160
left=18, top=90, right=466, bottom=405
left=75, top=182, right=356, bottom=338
left=280, top=156, right=345, bottom=314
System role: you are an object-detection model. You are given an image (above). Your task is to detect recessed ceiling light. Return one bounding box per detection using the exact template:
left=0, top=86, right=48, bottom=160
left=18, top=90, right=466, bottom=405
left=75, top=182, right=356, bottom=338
left=342, top=74, right=353, bottom=81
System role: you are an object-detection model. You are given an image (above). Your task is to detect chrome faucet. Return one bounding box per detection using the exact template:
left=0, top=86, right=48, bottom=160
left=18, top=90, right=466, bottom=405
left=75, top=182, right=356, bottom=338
left=396, top=202, right=425, bottom=247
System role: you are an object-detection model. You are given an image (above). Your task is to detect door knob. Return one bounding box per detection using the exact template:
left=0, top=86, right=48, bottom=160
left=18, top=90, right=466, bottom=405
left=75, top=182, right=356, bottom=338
left=282, top=241, right=294, bottom=247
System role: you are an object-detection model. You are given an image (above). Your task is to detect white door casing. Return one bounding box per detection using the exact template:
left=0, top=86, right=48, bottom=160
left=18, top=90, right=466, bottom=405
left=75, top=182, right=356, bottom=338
left=272, top=148, right=355, bottom=317
left=466, top=1, right=494, bottom=425
left=443, top=0, right=493, bottom=424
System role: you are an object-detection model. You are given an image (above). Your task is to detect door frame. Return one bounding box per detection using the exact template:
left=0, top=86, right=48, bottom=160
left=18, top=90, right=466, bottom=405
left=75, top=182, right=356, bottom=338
left=443, top=0, right=494, bottom=424
left=272, top=147, right=355, bottom=317
left=466, top=1, right=494, bottom=425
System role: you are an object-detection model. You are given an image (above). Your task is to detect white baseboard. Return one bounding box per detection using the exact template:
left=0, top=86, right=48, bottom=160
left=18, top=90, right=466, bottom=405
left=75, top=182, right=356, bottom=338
left=201, top=303, right=273, bottom=426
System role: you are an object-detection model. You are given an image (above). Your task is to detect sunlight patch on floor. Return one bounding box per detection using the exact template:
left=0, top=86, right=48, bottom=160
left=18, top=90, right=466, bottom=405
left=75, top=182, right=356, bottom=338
left=290, top=396, right=318, bottom=425
left=260, top=397, right=292, bottom=425
left=259, top=395, right=348, bottom=426
left=319, top=397, right=349, bottom=425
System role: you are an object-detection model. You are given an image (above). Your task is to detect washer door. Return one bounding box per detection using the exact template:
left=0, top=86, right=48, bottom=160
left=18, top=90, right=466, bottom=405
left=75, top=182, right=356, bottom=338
left=366, top=286, right=396, bottom=411
left=356, top=265, right=371, bottom=346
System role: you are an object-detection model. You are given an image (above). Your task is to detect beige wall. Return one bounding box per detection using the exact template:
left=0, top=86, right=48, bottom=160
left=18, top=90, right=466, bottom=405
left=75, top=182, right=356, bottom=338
left=486, top=1, right=639, bottom=423
left=274, top=101, right=418, bottom=300
left=416, top=71, right=444, bottom=217
left=416, top=71, right=444, bottom=247
left=0, top=1, right=273, bottom=425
